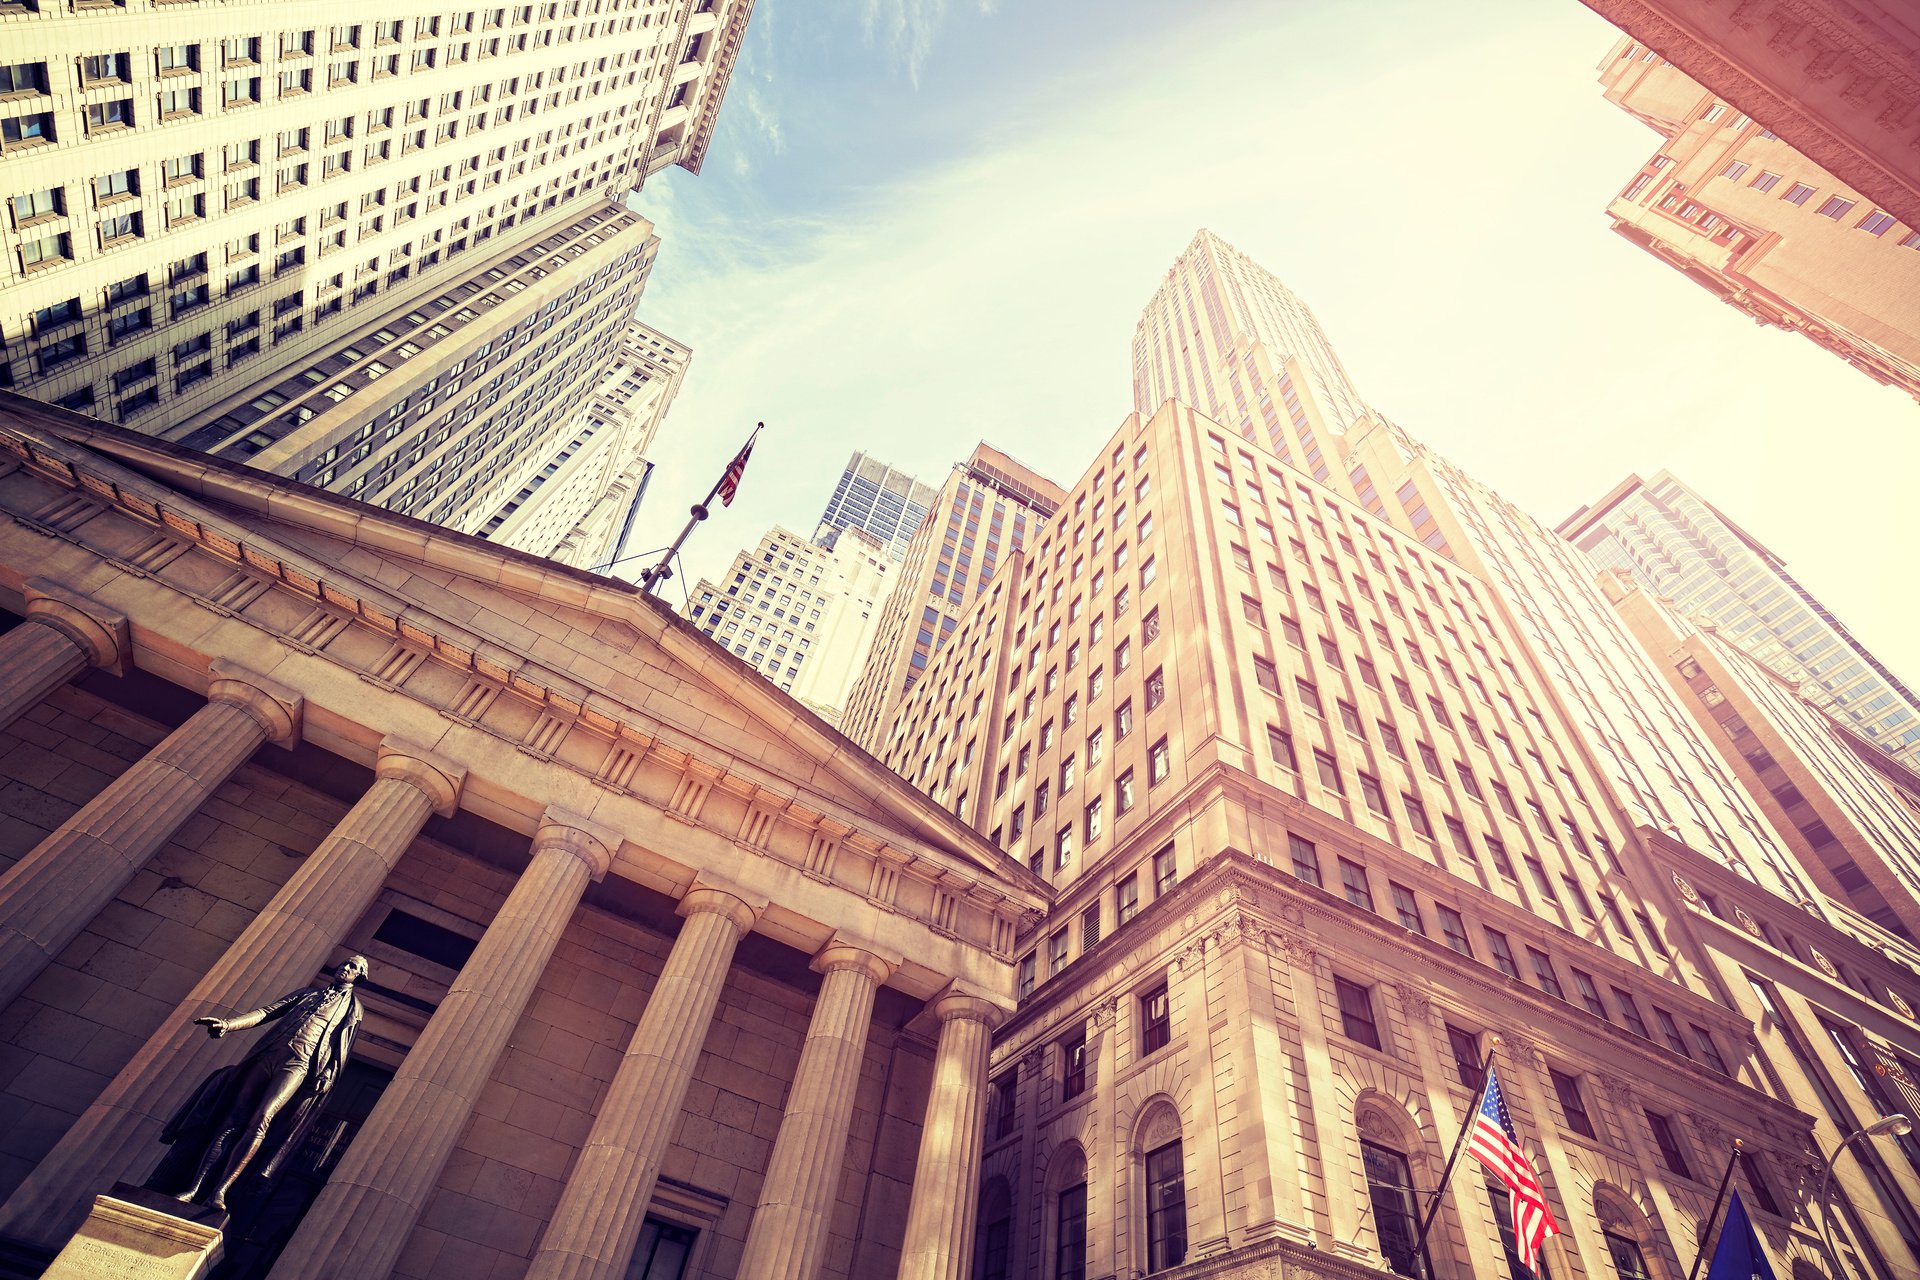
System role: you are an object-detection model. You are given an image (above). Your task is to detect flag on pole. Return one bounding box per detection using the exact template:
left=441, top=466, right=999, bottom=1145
left=1469, top=1066, right=1561, bottom=1276
left=716, top=437, right=755, bottom=507
left=1704, top=1193, right=1778, bottom=1280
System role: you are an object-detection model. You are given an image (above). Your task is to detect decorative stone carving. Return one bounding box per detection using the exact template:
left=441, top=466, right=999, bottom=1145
left=1734, top=906, right=1761, bottom=937
left=1139, top=1103, right=1181, bottom=1153
left=1392, top=983, right=1433, bottom=1023
left=1809, top=947, right=1839, bottom=978
left=1890, top=989, right=1915, bottom=1020
left=1672, top=872, right=1700, bottom=905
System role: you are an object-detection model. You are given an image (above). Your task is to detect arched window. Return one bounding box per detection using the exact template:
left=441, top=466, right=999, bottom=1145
left=1056, top=1181, right=1087, bottom=1280
left=1362, top=1139, right=1428, bottom=1278
left=1605, top=1231, right=1654, bottom=1280
left=1144, top=1139, right=1186, bottom=1272
left=975, top=1178, right=1012, bottom=1280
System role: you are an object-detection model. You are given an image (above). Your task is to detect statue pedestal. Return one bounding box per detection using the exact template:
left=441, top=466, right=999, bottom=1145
left=42, top=1184, right=226, bottom=1280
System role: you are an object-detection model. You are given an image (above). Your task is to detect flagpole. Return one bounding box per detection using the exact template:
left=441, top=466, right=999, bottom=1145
left=1685, top=1139, right=1743, bottom=1280
left=1410, top=1035, right=1501, bottom=1280
left=638, top=423, right=762, bottom=596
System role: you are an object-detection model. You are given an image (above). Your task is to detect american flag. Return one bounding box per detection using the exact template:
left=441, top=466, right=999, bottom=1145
left=1469, top=1066, right=1560, bottom=1276
left=715, top=436, right=755, bottom=508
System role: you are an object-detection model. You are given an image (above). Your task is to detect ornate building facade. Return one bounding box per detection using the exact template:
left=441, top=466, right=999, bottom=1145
left=877, top=238, right=1920, bottom=1280
left=0, top=388, right=1048, bottom=1280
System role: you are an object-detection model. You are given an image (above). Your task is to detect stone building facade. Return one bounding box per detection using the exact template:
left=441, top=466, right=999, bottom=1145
left=0, top=388, right=1048, bottom=1280
left=878, top=235, right=1920, bottom=1280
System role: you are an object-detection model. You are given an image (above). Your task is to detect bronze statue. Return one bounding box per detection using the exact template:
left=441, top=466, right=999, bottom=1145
left=152, top=957, right=368, bottom=1212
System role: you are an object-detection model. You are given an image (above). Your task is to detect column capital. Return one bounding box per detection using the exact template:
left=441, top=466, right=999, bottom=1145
left=678, top=884, right=761, bottom=936
left=25, top=578, right=130, bottom=675
left=205, top=659, right=302, bottom=749
left=812, top=939, right=895, bottom=986
left=375, top=738, right=466, bottom=817
left=927, top=989, right=1009, bottom=1030
left=533, top=807, right=618, bottom=881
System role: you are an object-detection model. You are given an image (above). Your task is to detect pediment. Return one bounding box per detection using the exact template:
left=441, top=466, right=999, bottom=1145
left=0, top=395, right=1048, bottom=904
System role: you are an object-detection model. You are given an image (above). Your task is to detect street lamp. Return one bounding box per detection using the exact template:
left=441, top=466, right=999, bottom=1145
left=1816, top=1114, right=1912, bottom=1280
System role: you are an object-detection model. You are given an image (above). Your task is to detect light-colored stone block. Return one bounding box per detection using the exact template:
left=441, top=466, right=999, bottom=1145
left=42, top=1185, right=224, bottom=1280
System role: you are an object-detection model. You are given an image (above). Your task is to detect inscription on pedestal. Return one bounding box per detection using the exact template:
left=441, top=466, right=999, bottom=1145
left=41, top=1185, right=225, bottom=1280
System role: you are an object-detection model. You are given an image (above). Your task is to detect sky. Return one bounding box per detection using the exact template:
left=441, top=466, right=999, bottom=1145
left=619, top=0, right=1920, bottom=684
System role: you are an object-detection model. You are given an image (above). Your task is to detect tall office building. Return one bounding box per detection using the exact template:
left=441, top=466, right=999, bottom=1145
left=812, top=450, right=939, bottom=562
left=0, top=0, right=750, bottom=424
left=839, top=443, right=1064, bottom=753
left=480, top=318, right=690, bottom=567
left=684, top=523, right=892, bottom=724
left=1596, top=36, right=1920, bottom=401
left=878, top=237, right=1920, bottom=1280
left=1560, top=470, right=1920, bottom=773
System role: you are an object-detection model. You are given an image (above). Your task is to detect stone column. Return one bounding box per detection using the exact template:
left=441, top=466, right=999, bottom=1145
left=734, top=942, right=893, bottom=1280
left=266, top=811, right=615, bottom=1280
left=0, top=581, right=129, bottom=734
left=0, top=660, right=300, bottom=1013
left=525, top=886, right=759, bottom=1280
left=897, top=992, right=1003, bottom=1280
left=0, top=740, right=463, bottom=1250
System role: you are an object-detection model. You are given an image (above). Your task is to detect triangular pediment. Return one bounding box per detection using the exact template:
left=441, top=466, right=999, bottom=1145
left=0, top=394, right=1048, bottom=905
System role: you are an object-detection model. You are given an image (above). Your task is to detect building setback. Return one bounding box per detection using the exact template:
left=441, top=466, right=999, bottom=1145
left=1596, top=36, right=1920, bottom=402
left=840, top=443, right=1065, bottom=758
left=1560, top=470, right=1920, bottom=775
left=879, top=237, right=1920, bottom=1280
left=685, top=523, right=893, bottom=725
left=813, top=450, right=940, bottom=563
left=0, top=390, right=1048, bottom=1280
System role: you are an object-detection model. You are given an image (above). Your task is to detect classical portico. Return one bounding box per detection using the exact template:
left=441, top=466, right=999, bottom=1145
left=0, top=392, right=1047, bottom=1280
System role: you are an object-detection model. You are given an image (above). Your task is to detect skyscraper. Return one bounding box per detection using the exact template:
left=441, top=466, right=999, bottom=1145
left=0, top=0, right=752, bottom=533
left=481, top=318, right=690, bottom=568
left=839, top=443, right=1064, bottom=754
left=685, top=522, right=892, bottom=724
left=1596, top=36, right=1920, bottom=401
left=812, top=450, right=939, bottom=562
left=877, top=235, right=1920, bottom=1279
left=1560, top=470, right=1920, bottom=772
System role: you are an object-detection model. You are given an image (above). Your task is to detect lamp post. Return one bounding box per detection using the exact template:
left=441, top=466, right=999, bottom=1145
left=1815, top=1114, right=1911, bottom=1280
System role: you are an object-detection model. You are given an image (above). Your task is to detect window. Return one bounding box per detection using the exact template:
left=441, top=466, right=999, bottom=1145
left=94, top=169, right=137, bottom=202
left=1267, top=725, right=1296, bottom=771
left=1314, top=750, right=1343, bottom=795
left=1288, top=834, right=1321, bottom=886
left=1055, top=1182, right=1087, bottom=1280
left=1485, top=929, right=1518, bottom=978
left=1781, top=182, right=1816, bottom=205
left=990, top=1073, right=1017, bottom=1142
left=1549, top=1069, right=1594, bottom=1138
left=1858, top=210, right=1898, bottom=236
left=1144, top=1140, right=1187, bottom=1273
left=1438, top=906, right=1472, bottom=957
left=1446, top=1024, right=1482, bottom=1088
left=1116, top=700, right=1133, bottom=740
left=1153, top=845, right=1177, bottom=894
left=1359, top=772, right=1388, bottom=817
left=86, top=99, right=133, bottom=132
left=1738, top=1150, right=1783, bottom=1217
left=1296, top=678, right=1323, bottom=716
left=1335, top=976, right=1381, bottom=1050
left=1689, top=1025, right=1729, bottom=1075
left=1017, top=954, right=1036, bottom=999
left=1116, top=874, right=1140, bottom=925
left=1253, top=657, right=1280, bottom=695
left=1389, top=882, right=1424, bottom=934
left=1646, top=1111, right=1691, bottom=1178
left=1061, top=1029, right=1088, bottom=1100
left=1605, top=1232, right=1653, bottom=1280
left=1338, top=858, right=1374, bottom=912
left=2, top=112, right=56, bottom=149
left=1116, top=768, right=1136, bottom=814
left=1363, top=1141, right=1427, bottom=1279
left=1148, top=737, right=1171, bottom=785
left=1749, top=169, right=1782, bottom=193
left=1140, top=982, right=1171, bottom=1054
left=1570, top=969, right=1608, bottom=1020
left=10, top=187, right=61, bottom=224
left=1528, top=948, right=1564, bottom=1000
left=1815, top=195, right=1856, bottom=219
left=1653, top=1007, right=1690, bottom=1057
left=1145, top=667, right=1165, bottom=711
left=1613, top=989, right=1648, bottom=1038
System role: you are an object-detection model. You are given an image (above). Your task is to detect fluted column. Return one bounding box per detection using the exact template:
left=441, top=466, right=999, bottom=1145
left=0, top=660, right=300, bottom=1013
left=0, top=740, right=463, bottom=1250
left=898, top=992, right=1003, bottom=1280
left=267, top=810, right=615, bottom=1280
left=0, top=581, right=128, bottom=734
left=735, top=942, right=893, bottom=1280
left=526, top=886, right=759, bottom=1280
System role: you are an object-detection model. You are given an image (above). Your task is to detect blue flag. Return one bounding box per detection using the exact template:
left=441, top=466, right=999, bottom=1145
left=1705, top=1192, right=1779, bottom=1280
